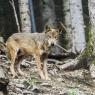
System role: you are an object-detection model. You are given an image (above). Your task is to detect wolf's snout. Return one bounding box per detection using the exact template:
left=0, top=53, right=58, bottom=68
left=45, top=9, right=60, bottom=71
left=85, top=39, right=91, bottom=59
left=51, top=43, right=54, bottom=46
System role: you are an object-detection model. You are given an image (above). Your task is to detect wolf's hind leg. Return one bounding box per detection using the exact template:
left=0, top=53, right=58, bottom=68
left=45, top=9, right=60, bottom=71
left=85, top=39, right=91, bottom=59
left=16, top=56, right=25, bottom=76
left=17, top=61, right=25, bottom=76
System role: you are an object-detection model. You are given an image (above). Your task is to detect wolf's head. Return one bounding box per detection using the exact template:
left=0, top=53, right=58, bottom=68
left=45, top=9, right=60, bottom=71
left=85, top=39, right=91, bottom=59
left=44, top=25, right=62, bottom=47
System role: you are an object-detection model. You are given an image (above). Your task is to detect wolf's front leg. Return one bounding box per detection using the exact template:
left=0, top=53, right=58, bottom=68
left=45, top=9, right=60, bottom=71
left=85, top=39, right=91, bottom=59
left=34, top=55, right=45, bottom=80
left=43, top=59, right=50, bottom=80
left=41, top=53, right=50, bottom=80
left=10, top=63, right=17, bottom=78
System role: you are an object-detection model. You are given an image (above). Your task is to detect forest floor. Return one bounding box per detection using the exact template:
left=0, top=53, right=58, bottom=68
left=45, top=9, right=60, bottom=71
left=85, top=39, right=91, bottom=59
left=5, top=58, right=95, bottom=95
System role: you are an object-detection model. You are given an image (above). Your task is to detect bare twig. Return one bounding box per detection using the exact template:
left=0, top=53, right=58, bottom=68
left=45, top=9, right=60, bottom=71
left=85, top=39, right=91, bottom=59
left=75, top=48, right=86, bottom=60
left=9, top=0, right=20, bottom=33
left=59, top=21, right=67, bottom=32
left=55, top=44, right=69, bottom=53
left=47, top=59, right=63, bottom=64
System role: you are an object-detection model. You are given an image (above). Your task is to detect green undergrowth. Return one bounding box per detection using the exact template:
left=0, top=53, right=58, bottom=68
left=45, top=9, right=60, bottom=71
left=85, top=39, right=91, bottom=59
left=81, top=23, right=95, bottom=64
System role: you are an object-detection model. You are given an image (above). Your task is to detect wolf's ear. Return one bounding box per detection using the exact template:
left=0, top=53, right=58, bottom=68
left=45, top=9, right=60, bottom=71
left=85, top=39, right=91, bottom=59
left=44, top=25, right=51, bottom=33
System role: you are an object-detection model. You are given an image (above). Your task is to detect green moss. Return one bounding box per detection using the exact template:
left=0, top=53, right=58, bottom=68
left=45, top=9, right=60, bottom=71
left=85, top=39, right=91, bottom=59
left=84, top=24, right=94, bottom=57
left=81, top=23, right=95, bottom=64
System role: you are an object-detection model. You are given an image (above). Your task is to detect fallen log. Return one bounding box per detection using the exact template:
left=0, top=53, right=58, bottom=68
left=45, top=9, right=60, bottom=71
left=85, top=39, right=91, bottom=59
left=59, top=56, right=90, bottom=71
left=48, top=52, right=77, bottom=60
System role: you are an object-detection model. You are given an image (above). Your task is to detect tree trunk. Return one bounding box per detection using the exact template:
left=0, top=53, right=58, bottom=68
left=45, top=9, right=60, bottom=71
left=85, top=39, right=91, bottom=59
left=19, top=0, right=31, bottom=32
left=41, top=0, right=57, bottom=28
left=63, top=0, right=72, bottom=52
left=63, top=0, right=86, bottom=53
left=88, top=0, right=95, bottom=54
left=28, top=0, right=36, bottom=32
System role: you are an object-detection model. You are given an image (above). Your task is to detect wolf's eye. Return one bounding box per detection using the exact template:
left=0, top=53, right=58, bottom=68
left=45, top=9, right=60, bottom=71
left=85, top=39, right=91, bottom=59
left=55, top=36, right=58, bottom=39
left=48, top=36, right=51, bottom=39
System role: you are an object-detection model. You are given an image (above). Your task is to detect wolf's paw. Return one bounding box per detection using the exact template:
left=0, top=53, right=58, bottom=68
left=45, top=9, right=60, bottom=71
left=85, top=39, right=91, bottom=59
left=45, top=76, right=51, bottom=80
left=39, top=72, right=45, bottom=80
left=18, top=70, right=26, bottom=76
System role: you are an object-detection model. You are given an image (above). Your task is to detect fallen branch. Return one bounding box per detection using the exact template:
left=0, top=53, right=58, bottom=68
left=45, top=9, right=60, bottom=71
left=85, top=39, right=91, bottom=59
left=59, top=56, right=90, bottom=71
left=48, top=52, right=76, bottom=60
left=47, top=59, right=63, bottom=64
left=59, top=59, right=79, bottom=70
left=55, top=44, right=69, bottom=53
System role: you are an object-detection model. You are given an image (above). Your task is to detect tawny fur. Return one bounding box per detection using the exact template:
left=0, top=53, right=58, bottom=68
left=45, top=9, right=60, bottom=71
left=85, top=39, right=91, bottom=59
left=6, top=26, right=61, bottom=80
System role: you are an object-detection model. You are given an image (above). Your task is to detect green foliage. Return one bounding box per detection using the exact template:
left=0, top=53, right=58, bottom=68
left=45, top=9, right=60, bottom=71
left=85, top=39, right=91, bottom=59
left=24, top=77, right=40, bottom=88
left=76, top=24, right=94, bottom=60
left=67, top=88, right=77, bottom=95
left=81, top=23, right=95, bottom=64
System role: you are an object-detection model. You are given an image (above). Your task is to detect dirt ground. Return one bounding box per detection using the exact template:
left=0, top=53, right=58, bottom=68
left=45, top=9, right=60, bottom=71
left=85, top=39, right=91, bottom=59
left=6, top=59, right=95, bottom=95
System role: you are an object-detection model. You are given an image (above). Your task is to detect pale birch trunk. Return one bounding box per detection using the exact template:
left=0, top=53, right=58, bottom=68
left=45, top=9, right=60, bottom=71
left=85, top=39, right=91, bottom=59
left=88, top=0, right=95, bottom=54
left=63, top=0, right=72, bottom=52
left=19, top=0, right=31, bottom=32
left=63, top=0, right=86, bottom=53
left=41, top=0, right=57, bottom=28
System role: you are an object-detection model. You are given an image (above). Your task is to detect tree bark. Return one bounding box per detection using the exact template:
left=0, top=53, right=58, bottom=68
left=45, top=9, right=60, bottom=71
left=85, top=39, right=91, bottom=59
left=19, top=0, right=31, bottom=32
left=41, top=0, right=57, bottom=28
left=63, top=0, right=86, bottom=53
left=88, top=0, right=95, bottom=54
left=63, top=0, right=72, bottom=52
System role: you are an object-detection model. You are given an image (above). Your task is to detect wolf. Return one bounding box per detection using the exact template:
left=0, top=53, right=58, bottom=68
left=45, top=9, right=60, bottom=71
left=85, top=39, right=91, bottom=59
left=5, top=25, right=62, bottom=80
